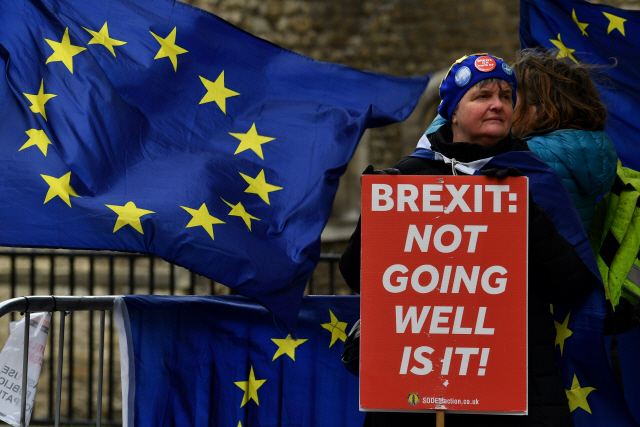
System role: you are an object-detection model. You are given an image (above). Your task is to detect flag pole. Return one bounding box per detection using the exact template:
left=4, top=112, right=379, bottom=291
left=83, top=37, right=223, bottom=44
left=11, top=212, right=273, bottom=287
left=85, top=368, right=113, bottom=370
left=436, top=409, right=445, bottom=427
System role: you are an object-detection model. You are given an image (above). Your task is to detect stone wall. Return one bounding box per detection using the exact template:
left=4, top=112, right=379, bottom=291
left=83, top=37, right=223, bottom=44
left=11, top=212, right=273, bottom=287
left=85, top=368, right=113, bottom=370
left=186, top=0, right=523, bottom=73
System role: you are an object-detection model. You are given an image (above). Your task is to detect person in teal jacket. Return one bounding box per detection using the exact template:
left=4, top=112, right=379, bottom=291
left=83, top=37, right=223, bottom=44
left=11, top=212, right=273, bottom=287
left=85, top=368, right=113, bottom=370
left=510, top=49, right=618, bottom=235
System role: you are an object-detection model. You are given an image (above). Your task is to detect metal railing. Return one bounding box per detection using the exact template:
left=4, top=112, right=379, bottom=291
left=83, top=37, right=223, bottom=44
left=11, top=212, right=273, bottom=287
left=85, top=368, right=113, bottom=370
left=0, top=296, right=116, bottom=427
left=0, top=250, right=349, bottom=426
left=0, top=250, right=347, bottom=298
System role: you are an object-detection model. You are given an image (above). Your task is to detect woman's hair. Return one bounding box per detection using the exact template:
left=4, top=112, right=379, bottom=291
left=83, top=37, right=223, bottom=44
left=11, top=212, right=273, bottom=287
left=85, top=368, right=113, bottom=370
left=511, top=48, right=607, bottom=134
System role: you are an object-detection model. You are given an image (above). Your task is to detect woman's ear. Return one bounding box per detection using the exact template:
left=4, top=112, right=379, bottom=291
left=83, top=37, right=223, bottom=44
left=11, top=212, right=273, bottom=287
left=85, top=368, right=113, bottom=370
left=451, top=114, right=457, bottom=125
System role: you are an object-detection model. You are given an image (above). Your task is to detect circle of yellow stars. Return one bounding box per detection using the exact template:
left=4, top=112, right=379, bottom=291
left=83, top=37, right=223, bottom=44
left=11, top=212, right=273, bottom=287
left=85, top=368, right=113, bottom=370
left=19, top=20, right=286, bottom=240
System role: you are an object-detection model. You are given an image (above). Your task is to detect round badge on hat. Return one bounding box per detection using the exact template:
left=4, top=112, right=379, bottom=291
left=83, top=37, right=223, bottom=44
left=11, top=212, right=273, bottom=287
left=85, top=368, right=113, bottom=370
left=454, top=66, right=472, bottom=87
left=474, top=56, right=496, bottom=72
left=502, top=62, right=513, bottom=76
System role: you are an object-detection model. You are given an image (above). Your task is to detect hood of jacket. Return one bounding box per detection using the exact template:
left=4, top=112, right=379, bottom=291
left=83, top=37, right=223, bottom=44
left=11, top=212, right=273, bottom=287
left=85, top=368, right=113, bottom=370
left=524, top=129, right=618, bottom=197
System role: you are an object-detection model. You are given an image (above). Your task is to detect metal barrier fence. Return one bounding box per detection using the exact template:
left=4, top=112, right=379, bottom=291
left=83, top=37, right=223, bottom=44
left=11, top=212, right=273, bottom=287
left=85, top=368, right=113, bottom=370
left=0, top=250, right=349, bottom=426
left=0, top=296, right=115, bottom=427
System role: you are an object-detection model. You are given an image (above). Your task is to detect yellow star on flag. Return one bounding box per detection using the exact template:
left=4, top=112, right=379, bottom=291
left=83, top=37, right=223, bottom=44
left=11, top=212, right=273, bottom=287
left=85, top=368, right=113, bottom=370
left=221, top=198, right=259, bottom=231
left=239, top=170, right=283, bottom=205
left=23, top=80, right=56, bottom=121
left=150, top=27, right=188, bottom=72
left=572, top=9, right=589, bottom=36
left=180, top=203, right=225, bottom=240
left=199, top=71, right=239, bottom=113
left=550, top=34, right=578, bottom=63
left=237, top=423, right=242, bottom=427
left=230, top=123, right=275, bottom=160
left=234, top=366, right=266, bottom=407
left=321, top=310, right=347, bottom=347
left=20, top=129, right=52, bottom=156
left=603, top=12, right=627, bottom=36
left=271, top=334, right=308, bottom=361
left=41, top=172, right=80, bottom=207
left=566, top=374, right=596, bottom=413
left=105, top=202, right=155, bottom=234
left=555, top=313, right=573, bottom=356
left=45, top=28, right=87, bottom=73
left=83, top=22, right=127, bottom=56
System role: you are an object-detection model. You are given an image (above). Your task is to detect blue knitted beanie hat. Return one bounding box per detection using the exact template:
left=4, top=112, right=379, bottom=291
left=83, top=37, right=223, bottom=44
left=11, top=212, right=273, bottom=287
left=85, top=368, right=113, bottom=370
left=438, top=53, right=518, bottom=121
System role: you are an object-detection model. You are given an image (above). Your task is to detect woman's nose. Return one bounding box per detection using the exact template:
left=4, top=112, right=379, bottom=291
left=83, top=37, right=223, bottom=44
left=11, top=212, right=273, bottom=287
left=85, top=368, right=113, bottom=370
left=489, top=95, right=504, bottom=110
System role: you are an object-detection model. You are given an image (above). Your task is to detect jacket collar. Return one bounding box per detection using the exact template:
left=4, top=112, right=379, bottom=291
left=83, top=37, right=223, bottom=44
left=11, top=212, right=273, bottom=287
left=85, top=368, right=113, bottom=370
left=414, top=123, right=528, bottom=174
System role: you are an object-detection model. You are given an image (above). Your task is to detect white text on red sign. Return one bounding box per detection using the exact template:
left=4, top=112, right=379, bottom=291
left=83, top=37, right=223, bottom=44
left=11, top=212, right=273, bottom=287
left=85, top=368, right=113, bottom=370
left=371, top=184, right=518, bottom=213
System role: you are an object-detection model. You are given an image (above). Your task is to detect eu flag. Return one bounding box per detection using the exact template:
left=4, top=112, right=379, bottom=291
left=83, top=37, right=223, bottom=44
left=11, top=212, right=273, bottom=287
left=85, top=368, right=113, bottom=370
left=115, top=295, right=362, bottom=427
left=521, top=2, right=640, bottom=425
left=0, top=0, right=428, bottom=328
left=520, top=0, right=640, bottom=171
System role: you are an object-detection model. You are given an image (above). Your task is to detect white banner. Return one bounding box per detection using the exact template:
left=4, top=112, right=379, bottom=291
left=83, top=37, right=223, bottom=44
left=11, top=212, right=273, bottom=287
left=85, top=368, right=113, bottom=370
left=0, top=312, right=51, bottom=427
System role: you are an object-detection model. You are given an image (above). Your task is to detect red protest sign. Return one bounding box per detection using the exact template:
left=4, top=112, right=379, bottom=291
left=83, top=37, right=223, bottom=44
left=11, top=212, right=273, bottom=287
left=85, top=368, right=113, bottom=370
left=360, top=175, right=528, bottom=414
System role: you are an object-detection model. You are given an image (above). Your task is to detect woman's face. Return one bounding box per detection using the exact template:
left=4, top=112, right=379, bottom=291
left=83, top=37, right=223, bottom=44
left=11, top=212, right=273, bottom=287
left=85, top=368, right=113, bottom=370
left=451, top=80, right=513, bottom=147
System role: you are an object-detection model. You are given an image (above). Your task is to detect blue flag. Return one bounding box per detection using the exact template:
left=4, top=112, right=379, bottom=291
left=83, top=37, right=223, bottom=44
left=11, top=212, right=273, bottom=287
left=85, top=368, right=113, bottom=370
left=520, top=0, right=640, bottom=170
left=115, top=295, right=362, bottom=427
left=520, top=2, right=640, bottom=424
left=0, top=0, right=428, bottom=329
left=606, top=328, right=640, bottom=424
left=551, top=293, right=639, bottom=427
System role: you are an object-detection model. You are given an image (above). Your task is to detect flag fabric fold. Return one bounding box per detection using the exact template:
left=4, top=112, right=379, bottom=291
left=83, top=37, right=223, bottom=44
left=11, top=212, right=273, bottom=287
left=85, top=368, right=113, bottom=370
left=520, top=0, right=640, bottom=171
left=0, top=0, right=428, bottom=329
left=115, top=295, right=362, bottom=427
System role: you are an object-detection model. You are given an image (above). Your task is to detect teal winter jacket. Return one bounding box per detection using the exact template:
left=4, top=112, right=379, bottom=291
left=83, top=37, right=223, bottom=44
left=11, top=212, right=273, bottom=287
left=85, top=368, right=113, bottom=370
left=525, top=129, right=618, bottom=235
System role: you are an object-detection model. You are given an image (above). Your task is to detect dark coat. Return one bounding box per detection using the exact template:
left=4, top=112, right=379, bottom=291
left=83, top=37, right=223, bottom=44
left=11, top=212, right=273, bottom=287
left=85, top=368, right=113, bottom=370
left=339, top=125, right=599, bottom=427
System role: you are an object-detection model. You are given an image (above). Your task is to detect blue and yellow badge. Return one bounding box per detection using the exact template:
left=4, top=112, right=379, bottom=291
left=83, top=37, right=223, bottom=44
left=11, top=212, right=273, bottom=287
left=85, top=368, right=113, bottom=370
left=407, top=392, right=420, bottom=406
left=502, top=62, right=514, bottom=76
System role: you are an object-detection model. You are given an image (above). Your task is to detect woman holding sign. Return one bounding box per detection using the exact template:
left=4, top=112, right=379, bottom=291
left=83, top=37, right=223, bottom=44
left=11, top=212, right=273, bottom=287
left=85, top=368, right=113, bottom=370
left=340, top=53, right=600, bottom=427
